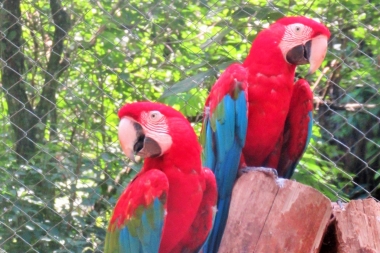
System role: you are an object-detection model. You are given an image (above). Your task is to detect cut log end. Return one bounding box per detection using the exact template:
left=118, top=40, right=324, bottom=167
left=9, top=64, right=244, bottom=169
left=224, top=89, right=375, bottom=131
left=328, top=198, right=380, bottom=253
left=218, top=170, right=332, bottom=253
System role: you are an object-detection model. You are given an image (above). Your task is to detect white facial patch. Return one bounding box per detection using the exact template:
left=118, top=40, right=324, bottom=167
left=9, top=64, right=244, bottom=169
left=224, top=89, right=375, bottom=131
left=141, top=110, right=172, bottom=155
left=279, top=23, right=313, bottom=61
left=142, top=111, right=169, bottom=133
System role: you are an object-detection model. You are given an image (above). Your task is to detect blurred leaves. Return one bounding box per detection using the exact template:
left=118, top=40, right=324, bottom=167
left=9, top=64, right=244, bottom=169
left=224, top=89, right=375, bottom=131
left=160, top=61, right=233, bottom=99
left=1, top=0, right=380, bottom=252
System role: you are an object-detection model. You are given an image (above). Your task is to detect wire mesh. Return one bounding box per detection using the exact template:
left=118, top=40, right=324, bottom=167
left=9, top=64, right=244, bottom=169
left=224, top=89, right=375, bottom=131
left=1, top=0, right=379, bottom=252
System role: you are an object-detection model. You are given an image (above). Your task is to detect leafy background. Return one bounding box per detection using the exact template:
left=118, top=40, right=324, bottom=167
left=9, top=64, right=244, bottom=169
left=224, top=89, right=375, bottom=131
left=1, top=0, right=379, bottom=252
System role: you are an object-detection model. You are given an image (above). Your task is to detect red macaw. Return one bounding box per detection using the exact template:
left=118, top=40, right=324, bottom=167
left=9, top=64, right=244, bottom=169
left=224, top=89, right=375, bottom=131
left=200, top=16, right=330, bottom=252
left=105, top=102, right=217, bottom=253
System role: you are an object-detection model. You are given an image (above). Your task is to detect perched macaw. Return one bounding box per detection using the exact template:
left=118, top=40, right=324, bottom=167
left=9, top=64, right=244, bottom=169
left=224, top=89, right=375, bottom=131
left=200, top=16, right=330, bottom=252
left=105, top=102, right=217, bottom=253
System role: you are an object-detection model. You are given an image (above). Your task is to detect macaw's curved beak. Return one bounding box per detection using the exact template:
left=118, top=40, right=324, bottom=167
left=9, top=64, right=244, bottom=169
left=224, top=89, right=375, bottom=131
left=118, top=117, right=162, bottom=162
left=286, top=35, right=328, bottom=75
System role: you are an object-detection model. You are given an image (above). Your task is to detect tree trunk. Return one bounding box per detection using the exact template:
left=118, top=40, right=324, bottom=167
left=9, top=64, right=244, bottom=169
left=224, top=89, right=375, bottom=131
left=1, top=0, right=39, bottom=161
left=35, top=0, right=71, bottom=140
left=1, top=0, right=70, bottom=161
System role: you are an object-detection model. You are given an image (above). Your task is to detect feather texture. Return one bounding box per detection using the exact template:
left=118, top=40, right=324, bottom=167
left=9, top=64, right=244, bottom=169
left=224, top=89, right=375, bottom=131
left=106, top=102, right=217, bottom=253
left=201, top=17, right=330, bottom=253
left=105, top=169, right=168, bottom=253
left=200, top=64, right=248, bottom=252
left=277, top=78, right=314, bottom=178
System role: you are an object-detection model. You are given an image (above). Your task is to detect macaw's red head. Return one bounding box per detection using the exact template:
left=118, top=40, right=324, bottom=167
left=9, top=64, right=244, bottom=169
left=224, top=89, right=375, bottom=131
left=117, top=102, right=198, bottom=162
left=244, top=16, right=331, bottom=75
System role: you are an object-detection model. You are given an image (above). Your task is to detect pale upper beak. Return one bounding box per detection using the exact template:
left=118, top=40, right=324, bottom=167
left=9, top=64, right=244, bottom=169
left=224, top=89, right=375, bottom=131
left=285, top=35, right=328, bottom=75
left=307, top=35, right=328, bottom=75
left=118, top=117, right=140, bottom=162
left=118, top=117, right=164, bottom=162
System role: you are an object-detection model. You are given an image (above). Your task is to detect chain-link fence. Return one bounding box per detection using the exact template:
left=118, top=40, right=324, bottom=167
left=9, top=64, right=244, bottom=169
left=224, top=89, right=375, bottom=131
left=1, top=0, right=379, bottom=252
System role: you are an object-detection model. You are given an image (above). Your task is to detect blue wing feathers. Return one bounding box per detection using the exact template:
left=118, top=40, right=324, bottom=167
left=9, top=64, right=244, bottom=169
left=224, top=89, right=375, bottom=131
left=150, top=199, right=165, bottom=252
left=235, top=91, right=248, bottom=147
left=119, top=228, right=140, bottom=253
left=203, top=122, right=216, bottom=170
left=105, top=170, right=168, bottom=253
left=214, top=140, right=242, bottom=198
left=117, top=199, right=165, bottom=253
left=202, top=90, right=248, bottom=253
left=139, top=207, right=152, bottom=248
left=305, top=111, right=313, bottom=153
left=217, top=95, right=236, bottom=161
left=215, top=119, right=227, bottom=163
left=206, top=140, right=242, bottom=251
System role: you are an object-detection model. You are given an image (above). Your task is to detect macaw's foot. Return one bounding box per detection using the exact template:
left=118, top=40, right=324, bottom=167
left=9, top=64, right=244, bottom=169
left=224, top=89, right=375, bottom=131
left=239, top=167, right=285, bottom=188
left=240, top=166, right=278, bottom=177
left=336, top=199, right=346, bottom=210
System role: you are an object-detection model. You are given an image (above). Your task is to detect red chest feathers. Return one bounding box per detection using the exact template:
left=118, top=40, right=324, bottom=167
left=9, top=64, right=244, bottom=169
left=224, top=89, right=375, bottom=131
left=243, top=74, right=294, bottom=166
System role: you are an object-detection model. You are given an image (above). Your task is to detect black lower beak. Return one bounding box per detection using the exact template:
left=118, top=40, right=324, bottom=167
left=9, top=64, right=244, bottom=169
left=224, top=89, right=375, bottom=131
left=286, top=40, right=312, bottom=65
left=131, top=122, right=161, bottom=158
left=137, top=137, right=161, bottom=158
left=133, top=133, right=145, bottom=154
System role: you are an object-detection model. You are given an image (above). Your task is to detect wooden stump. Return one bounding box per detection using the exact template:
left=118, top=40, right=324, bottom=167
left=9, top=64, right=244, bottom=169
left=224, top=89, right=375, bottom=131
left=218, top=170, right=332, bottom=253
left=331, top=198, right=380, bottom=253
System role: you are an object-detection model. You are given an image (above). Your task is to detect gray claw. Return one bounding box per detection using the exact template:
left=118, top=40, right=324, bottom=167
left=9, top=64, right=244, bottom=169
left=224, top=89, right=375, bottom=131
left=337, top=199, right=346, bottom=210
left=240, top=166, right=286, bottom=188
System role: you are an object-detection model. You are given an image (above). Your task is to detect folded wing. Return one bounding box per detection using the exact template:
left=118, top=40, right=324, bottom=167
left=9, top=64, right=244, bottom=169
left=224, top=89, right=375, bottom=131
left=104, top=169, right=168, bottom=253
left=200, top=63, right=249, bottom=252
left=277, top=78, right=314, bottom=178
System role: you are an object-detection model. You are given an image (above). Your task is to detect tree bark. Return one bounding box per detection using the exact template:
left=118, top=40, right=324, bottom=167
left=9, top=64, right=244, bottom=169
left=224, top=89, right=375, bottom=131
left=1, top=0, right=70, bottom=161
left=1, top=0, right=39, bottom=161
left=35, top=0, right=71, bottom=140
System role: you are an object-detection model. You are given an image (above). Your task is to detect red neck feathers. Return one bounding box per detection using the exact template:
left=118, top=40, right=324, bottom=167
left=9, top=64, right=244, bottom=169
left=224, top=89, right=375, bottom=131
left=143, top=117, right=202, bottom=174
left=243, top=23, right=296, bottom=77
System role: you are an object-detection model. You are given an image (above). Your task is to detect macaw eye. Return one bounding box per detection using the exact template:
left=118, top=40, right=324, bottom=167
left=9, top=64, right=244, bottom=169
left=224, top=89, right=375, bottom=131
left=148, top=111, right=163, bottom=121
left=140, top=110, right=168, bottom=133
left=289, top=23, right=306, bottom=34
left=282, top=23, right=312, bottom=43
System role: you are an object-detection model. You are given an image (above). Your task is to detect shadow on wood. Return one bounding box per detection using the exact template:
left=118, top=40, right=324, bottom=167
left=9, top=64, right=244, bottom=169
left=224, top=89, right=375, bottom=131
left=218, top=170, right=332, bottom=253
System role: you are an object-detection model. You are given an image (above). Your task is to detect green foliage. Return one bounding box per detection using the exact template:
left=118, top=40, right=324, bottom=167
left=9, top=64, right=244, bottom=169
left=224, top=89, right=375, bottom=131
left=1, top=0, right=380, bottom=252
left=293, top=126, right=352, bottom=202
